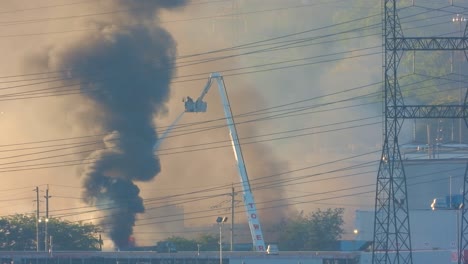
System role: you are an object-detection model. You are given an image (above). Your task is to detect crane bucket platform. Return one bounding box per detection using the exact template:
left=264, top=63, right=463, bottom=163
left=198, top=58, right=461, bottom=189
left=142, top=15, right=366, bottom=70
left=183, top=96, right=207, bottom=112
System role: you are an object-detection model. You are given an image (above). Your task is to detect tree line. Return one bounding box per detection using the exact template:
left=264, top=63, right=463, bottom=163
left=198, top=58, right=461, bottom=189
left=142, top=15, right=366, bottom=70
left=165, top=208, right=344, bottom=251
left=0, top=208, right=344, bottom=251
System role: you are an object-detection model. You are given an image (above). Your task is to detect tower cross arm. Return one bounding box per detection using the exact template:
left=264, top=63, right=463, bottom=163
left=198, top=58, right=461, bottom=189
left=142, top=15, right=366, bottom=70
left=388, top=105, right=468, bottom=119
left=389, top=37, right=468, bottom=50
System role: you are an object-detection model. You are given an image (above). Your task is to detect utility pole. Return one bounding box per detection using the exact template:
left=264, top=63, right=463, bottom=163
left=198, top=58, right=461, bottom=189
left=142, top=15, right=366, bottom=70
left=99, top=233, right=103, bottom=251
left=210, top=187, right=237, bottom=251
left=216, top=216, right=228, bottom=264
left=44, top=186, right=51, bottom=252
left=35, top=187, right=39, bottom=252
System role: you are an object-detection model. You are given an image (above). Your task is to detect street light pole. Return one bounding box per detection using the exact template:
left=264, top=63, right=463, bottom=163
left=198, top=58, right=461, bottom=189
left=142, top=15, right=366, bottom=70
left=216, top=216, right=228, bottom=264
left=230, top=186, right=235, bottom=252
left=219, top=223, right=222, bottom=264
left=457, top=209, right=460, bottom=262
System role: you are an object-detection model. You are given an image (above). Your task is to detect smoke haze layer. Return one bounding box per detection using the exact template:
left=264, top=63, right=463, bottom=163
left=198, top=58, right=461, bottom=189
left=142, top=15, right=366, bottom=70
left=43, top=1, right=187, bottom=248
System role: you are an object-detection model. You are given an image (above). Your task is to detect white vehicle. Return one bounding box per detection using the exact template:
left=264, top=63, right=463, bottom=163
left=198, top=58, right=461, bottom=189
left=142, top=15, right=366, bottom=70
left=266, top=244, right=279, bottom=255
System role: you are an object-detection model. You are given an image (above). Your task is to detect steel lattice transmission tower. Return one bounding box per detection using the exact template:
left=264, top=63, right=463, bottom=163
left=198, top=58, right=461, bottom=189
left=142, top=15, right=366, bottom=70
left=373, top=1, right=468, bottom=264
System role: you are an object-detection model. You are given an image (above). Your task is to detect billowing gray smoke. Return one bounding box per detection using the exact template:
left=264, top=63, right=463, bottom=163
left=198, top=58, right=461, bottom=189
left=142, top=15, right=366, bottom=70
left=52, top=0, right=188, bottom=248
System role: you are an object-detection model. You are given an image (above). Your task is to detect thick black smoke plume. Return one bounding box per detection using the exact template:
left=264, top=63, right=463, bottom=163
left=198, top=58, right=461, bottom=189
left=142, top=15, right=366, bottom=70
left=53, top=1, right=187, bottom=248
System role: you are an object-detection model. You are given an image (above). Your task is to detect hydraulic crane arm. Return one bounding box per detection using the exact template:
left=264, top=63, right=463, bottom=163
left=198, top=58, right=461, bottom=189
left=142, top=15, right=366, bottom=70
left=184, top=72, right=266, bottom=252
left=198, top=77, right=212, bottom=102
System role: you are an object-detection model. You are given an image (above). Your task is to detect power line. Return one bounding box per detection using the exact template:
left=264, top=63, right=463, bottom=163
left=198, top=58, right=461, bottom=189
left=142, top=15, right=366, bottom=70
left=177, top=13, right=380, bottom=60
left=0, top=1, right=352, bottom=27
left=0, top=0, right=97, bottom=15
left=0, top=75, right=458, bottom=174
left=0, top=74, right=457, bottom=172
left=175, top=23, right=380, bottom=68
left=3, top=149, right=464, bottom=227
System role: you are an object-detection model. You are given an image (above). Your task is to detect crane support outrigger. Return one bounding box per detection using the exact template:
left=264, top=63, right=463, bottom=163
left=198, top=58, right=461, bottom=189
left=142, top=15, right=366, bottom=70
left=184, top=72, right=266, bottom=252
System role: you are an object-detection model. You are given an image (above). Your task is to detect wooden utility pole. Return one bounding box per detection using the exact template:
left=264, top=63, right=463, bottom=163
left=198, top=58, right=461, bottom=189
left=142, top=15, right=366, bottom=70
left=44, top=186, right=51, bottom=252
left=35, top=186, right=39, bottom=252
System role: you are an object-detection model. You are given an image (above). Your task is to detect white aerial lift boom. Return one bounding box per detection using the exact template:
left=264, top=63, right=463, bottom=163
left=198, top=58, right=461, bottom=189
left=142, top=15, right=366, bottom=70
left=184, top=72, right=266, bottom=252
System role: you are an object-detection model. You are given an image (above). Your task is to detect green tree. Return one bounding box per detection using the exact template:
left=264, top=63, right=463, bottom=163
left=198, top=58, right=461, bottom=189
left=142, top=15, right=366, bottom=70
left=276, top=212, right=309, bottom=251
left=162, top=233, right=219, bottom=251
left=334, top=0, right=462, bottom=105
left=0, top=214, right=102, bottom=251
left=47, top=218, right=102, bottom=251
left=165, top=236, right=197, bottom=251
left=0, top=214, right=36, bottom=250
left=195, top=234, right=219, bottom=251
left=276, top=208, right=344, bottom=251
left=306, top=208, right=344, bottom=251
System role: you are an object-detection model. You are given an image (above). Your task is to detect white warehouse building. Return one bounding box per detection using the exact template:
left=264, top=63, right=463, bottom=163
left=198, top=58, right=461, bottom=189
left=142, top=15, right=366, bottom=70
left=353, top=143, right=468, bottom=264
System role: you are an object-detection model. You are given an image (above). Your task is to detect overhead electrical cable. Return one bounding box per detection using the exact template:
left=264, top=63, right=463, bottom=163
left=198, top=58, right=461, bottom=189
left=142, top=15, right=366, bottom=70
left=0, top=75, right=458, bottom=172
left=0, top=0, right=98, bottom=15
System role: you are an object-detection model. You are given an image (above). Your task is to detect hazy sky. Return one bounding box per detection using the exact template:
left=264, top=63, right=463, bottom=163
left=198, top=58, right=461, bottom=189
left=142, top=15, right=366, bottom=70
left=0, top=0, right=465, bottom=248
